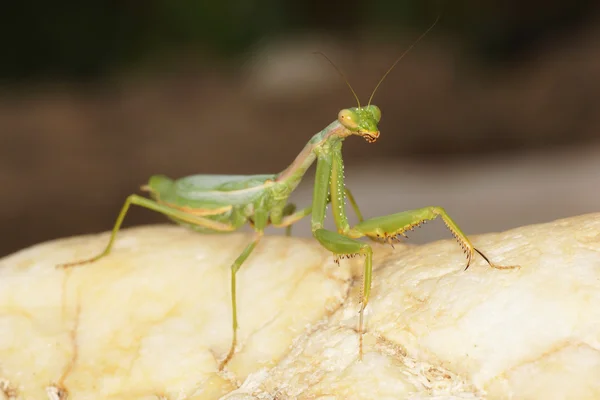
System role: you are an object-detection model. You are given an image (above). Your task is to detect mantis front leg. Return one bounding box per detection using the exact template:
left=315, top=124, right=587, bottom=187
left=310, top=143, right=519, bottom=360
left=310, top=146, right=376, bottom=357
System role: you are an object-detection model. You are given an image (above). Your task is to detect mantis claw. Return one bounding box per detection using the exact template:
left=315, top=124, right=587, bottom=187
left=464, top=250, right=473, bottom=271
left=474, top=248, right=520, bottom=270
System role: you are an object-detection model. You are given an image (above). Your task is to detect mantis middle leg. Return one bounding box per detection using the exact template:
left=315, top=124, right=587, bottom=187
left=218, top=206, right=269, bottom=370
left=57, top=192, right=266, bottom=371
left=277, top=187, right=365, bottom=236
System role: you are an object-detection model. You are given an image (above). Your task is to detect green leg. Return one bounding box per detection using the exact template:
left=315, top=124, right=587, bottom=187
left=276, top=188, right=363, bottom=237
left=312, top=228, right=373, bottom=357
left=275, top=203, right=312, bottom=236
left=218, top=232, right=262, bottom=370
left=314, top=206, right=519, bottom=361
left=349, top=206, right=519, bottom=270
left=309, top=147, right=377, bottom=359
left=57, top=194, right=236, bottom=268
left=343, top=206, right=520, bottom=341
left=344, top=188, right=364, bottom=223
left=219, top=207, right=268, bottom=370
left=281, top=203, right=298, bottom=236
left=310, top=144, right=519, bottom=362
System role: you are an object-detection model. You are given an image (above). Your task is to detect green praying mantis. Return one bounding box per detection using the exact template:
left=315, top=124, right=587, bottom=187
left=58, top=17, right=519, bottom=370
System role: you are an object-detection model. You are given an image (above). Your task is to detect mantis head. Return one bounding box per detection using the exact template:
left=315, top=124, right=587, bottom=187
left=321, top=14, right=440, bottom=146
left=338, top=105, right=381, bottom=143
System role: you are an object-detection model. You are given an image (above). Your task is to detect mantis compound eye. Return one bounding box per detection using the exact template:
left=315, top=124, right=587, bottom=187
left=369, top=105, right=381, bottom=123
left=338, top=109, right=359, bottom=130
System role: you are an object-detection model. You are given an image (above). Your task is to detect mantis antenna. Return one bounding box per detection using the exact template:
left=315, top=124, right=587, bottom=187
left=367, top=13, right=442, bottom=106
left=314, top=51, right=361, bottom=108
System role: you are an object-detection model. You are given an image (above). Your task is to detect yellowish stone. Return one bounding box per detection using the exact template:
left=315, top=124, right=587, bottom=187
left=1, top=213, right=600, bottom=399
left=0, top=227, right=351, bottom=399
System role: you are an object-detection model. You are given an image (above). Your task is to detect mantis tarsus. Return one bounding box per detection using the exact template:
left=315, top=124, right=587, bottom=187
left=58, top=17, right=519, bottom=370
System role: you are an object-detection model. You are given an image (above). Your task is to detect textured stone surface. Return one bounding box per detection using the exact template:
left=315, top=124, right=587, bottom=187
left=1, top=213, right=600, bottom=399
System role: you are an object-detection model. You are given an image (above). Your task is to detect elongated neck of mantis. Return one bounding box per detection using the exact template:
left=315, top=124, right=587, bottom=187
left=276, top=120, right=346, bottom=184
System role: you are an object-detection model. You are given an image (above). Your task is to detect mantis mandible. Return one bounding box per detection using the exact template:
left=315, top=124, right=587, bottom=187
left=58, top=17, right=518, bottom=370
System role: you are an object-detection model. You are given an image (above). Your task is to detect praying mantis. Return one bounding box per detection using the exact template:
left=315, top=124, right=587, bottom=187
left=58, top=17, right=518, bottom=371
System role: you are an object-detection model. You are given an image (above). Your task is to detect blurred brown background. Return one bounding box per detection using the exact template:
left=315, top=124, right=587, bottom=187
left=1, top=1, right=600, bottom=257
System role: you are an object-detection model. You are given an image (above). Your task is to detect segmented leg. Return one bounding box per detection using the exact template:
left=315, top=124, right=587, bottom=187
left=309, top=147, right=378, bottom=359
left=275, top=187, right=364, bottom=236
left=309, top=144, right=519, bottom=362
left=218, top=207, right=268, bottom=370
left=278, top=203, right=306, bottom=236
left=349, top=206, right=518, bottom=270
left=218, top=232, right=262, bottom=370
left=344, top=188, right=364, bottom=223
left=316, top=206, right=519, bottom=360
left=57, top=194, right=236, bottom=268
left=313, top=228, right=373, bottom=357
left=336, top=206, right=520, bottom=358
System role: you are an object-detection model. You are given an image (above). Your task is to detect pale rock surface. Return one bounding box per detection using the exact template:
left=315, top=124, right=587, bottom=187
left=1, top=213, right=600, bottom=399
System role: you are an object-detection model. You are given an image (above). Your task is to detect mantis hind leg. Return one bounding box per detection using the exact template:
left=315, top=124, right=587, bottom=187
left=57, top=194, right=236, bottom=268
